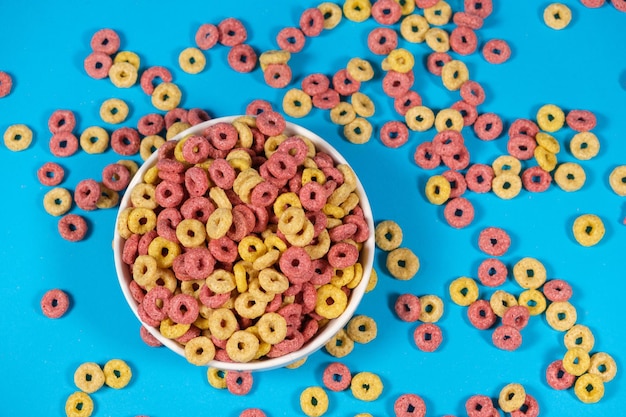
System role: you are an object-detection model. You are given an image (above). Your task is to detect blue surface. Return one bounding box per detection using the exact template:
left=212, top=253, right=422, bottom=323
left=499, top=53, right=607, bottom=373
left=1, top=1, right=624, bottom=416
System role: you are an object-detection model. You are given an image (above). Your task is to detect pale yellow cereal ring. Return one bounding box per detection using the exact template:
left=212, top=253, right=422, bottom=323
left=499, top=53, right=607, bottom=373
left=259, top=49, right=291, bottom=72
left=109, top=61, right=138, bottom=88
left=283, top=88, right=312, bottom=118
left=184, top=336, right=216, bottom=366
left=302, top=167, right=326, bottom=185
left=285, top=220, right=315, bottom=247
left=424, top=27, right=450, bottom=53
left=264, top=233, right=288, bottom=253
left=572, top=214, right=605, bottom=247
left=180, top=279, right=205, bottom=298
left=346, top=262, right=364, bottom=289
left=179, top=46, right=206, bottom=74
left=96, top=184, right=119, bottom=209
left=147, top=236, right=181, bottom=268
left=346, top=314, right=377, bottom=344
left=65, top=391, right=94, bottom=417
left=139, top=134, right=166, bottom=161
left=517, top=289, right=547, bottom=316
left=400, top=14, right=429, bottom=43
left=300, top=386, right=329, bottom=417
left=127, top=207, right=156, bottom=234
left=233, top=260, right=254, bottom=293
left=285, top=356, right=308, bottom=369
left=574, top=373, right=604, bottom=404
left=330, top=102, right=357, bottom=125
left=346, top=58, right=374, bottom=82
left=351, top=92, right=375, bottom=117
left=395, top=0, right=415, bottom=14
left=554, top=162, right=586, bottom=192
left=343, top=0, right=372, bottom=22
left=234, top=291, right=268, bottom=319
left=226, top=330, right=260, bottom=363
left=100, top=98, right=129, bottom=124
left=536, top=103, right=565, bottom=132
left=208, top=307, right=238, bottom=340
left=609, top=165, right=626, bottom=196
left=318, top=2, right=343, bottom=29
left=490, top=290, right=518, bottom=318
left=343, top=117, right=373, bottom=144
left=176, top=218, right=207, bottom=248
left=588, top=352, right=617, bottom=383
left=535, top=132, right=560, bottom=154
left=340, top=192, right=360, bottom=214
left=103, top=358, right=132, bottom=389
left=441, top=60, right=469, bottom=91
left=570, top=131, right=600, bottom=160
left=278, top=206, right=307, bottom=235
left=144, top=268, right=177, bottom=293
left=449, top=276, right=479, bottom=306
left=43, top=187, right=72, bottom=216
left=305, top=229, right=331, bottom=260
left=512, top=257, right=546, bottom=289
left=74, top=362, right=105, bottom=394
left=424, top=0, right=452, bottom=26
left=207, top=367, right=227, bottom=389
left=498, top=383, right=526, bottom=413
left=238, top=236, right=267, bottom=263
left=113, top=50, right=140, bottom=70
left=315, top=283, right=348, bottom=319
left=386, top=247, right=419, bottom=280
left=534, top=145, right=557, bottom=172
left=545, top=301, right=577, bottom=331
left=492, top=155, right=522, bottom=176
left=492, top=172, right=522, bottom=200
left=386, top=48, right=415, bottom=73
left=3, top=124, right=33, bottom=151
left=405, top=105, right=435, bottom=132
left=258, top=268, right=289, bottom=294
left=375, top=220, right=403, bottom=251
left=351, top=372, right=383, bottom=401
left=116, top=207, right=133, bottom=239
left=206, top=207, right=233, bottom=239
left=425, top=174, right=451, bottom=205
left=325, top=328, right=354, bottom=358
left=206, top=269, right=236, bottom=294
left=564, top=324, right=595, bottom=352
left=151, top=82, right=182, bottom=111
left=434, top=108, right=464, bottom=132
left=273, top=191, right=302, bottom=218
left=80, top=126, right=109, bottom=154
left=257, top=312, right=288, bottom=345
left=209, top=186, right=233, bottom=209
left=232, top=120, right=254, bottom=148
left=419, top=294, right=444, bottom=322
left=331, top=264, right=356, bottom=288
left=366, top=268, right=378, bottom=293
left=544, top=3, right=572, bottom=30
left=129, top=183, right=157, bottom=209
left=160, top=317, right=190, bottom=339
left=563, top=347, right=591, bottom=376
left=166, top=121, right=192, bottom=140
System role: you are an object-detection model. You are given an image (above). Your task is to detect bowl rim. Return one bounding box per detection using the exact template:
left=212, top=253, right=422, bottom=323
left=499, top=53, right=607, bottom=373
left=113, top=115, right=375, bottom=371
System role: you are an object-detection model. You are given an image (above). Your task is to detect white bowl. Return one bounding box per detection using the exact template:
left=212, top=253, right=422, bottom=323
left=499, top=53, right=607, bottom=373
left=113, top=115, right=375, bottom=371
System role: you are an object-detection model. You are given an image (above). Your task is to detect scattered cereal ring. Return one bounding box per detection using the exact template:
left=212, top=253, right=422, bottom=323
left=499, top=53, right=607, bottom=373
left=179, top=47, right=206, bottom=74
left=449, top=276, right=479, bottom=306
left=492, top=325, right=522, bottom=351
left=405, top=105, right=435, bottom=132
left=545, top=301, right=577, bottom=331
left=609, top=165, right=626, bottom=195
left=343, top=0, right=372, bottom=22
left=325, top=329, right=354, bottom=358
left=322, top=362, right=352, bottom=392
left=379, top=120, right=408, bottom=148
left=80, top=126, right=109, bottom=154
left=537, top=104, right=565, bottom=133
left=566, top=109, right=596, bottom=132
left=492, top=172, right=522, bottom=199
left=3, top=124, right=33, bottom=151
left=375, top=220, right=403, bottom=251
left=570, top=131, right=600, bottom=160
left=542, top=279, right=573, bottom=302
left=490, top=289, right=518, bottom=318
left=443, top=197, right=474, bottom=228
left=195, top=23, right=219, bottom=50
left=394, top=293, right=421, bottom=322
left=424, top=27, right=450, bottom=53
left=300, top=7, right=325, bottom=37
left=283, top=88, right=312, bottom=118
left=426, top=51, right=452, bottom=76
left=277, top=27, right=306, bottom=53
left=400, top=14, right=429, bottom=43
left=588, top=352, right=617, bottom=382
left=218, top=17, right=247, bottom=46
left=502, top=305, right=530, bottom=330
left=544, top=3, right=572, bottom=30
left=546, top=359, right=576, bottom=390
left=300, top=386, right=329, bottom=416
left=419, top=294, right=444, bottom=322
left=442, top=169, right=467, bottom=198
left=511, top=393, right=539, bottom=417
left=346, top=314, right=377, bottom=344
left=425, top=175, right=451, bottom=205
left=449, top=26, right=478, bottom=55
left=512, top=257, right=546, bottom=289
left=554, top=162, right=585, bottom=192
left=58, top=214, right=88, bottom=242
left=41, top=288, right=70, bottom=318
left=564, top=324, right=595, bottom=352
left=48, top=109, right=76, bottom=134
left=90, top=28, right=120, bottom=54
left=473, top=112, right=503, bottom=141
left=100, top=98, right=129, bottom=124
left=65, top=391, right=94, bottom=417
left=103, top=358, right=132, bottom=389
left=109, top=61, right=138, bottom=88
left=441, top=60, right=469, bottom=91
left=498, top=383, right=526, bottom=413
left=229, top=44, right=258, bottom=73
left=318, top=2, right=343, bottom=29
left=574, top=373, right=604, bottom=403
left=43, top=187, right=72, bottom=216
left=394, top=393, right=426, bottom=417
left=240, top=409, right=267, bottom=417
left=572, top=214, right=605, bottom=246
left=140, top=66, right=173, bottom=96
left=413, top=322, right=443, bottom=352
left=482, top=39, right=511, bottom=64
left=465, top=395, right=496, bottom=417
left=478, top=258, right=508, bottom=287
left=152, top=82, right=182, bottom=111
left=226, top=370, right=254, bottom=395
left=74, top=362, right=105, bottom=394
left=478, top=226, right=511, bottom=256
left=351, top=372, right=383, bottom=401
left=467, top=299, right=497, bottom=330
left=38, top=162, right=65, bottom=186
left=386, top=247, right=419, bottom=280
left=0, top=71, right=13, bottom=97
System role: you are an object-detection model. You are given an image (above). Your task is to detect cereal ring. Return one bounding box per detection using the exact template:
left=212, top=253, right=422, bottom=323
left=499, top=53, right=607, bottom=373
left=536, top=104, right=565, bottom=133
left=490, top=290, right=518, bottom=318
left=282, top=88, right=312, bottom=118
left=394, top=293, right=421, bottom=322
left=449, top=276, right=479, bottom=306
left=179, top=47, right=206, bottom=74
left=218, top=17, right=247, bottom=46
left=424, top=0, right=452, bottom=25
left=443, top=197, right=474, bottom=228
left=386, top=247, right=420, bottom=280
left=240, top=409, right=266, bottom=417
left=0, top=71, right=13, bottom=97
left=563, top=347, right=591, bottom=377
left=405, top=105, right=435, bottom=132
left=502, top=305, right=530, bottom=330
left=371, top=0, right=402, bottom=24
left=207, top=367, right=227, bottom=389
left=570, top=131, right=600, bottom=160
left=478, top=227, right=511, bottom=256
left=325, top=329, right=354, bottom=358
left=379, top=120, right=408, bottom=148
left=108, top=61, right=138, bottom=88
left=426, top=51, right=451, bottom=76
left=41, top=288, right=70, bottom=318
left=498, top=383, right=526, bottom=413
left=442, top=169, right=467, bottom=198
left=382, top=69, right=413, bottom=98
left=493, top=155, right=522, bottom=176
left=482, top=39, right=511, bottom=64
left=276, top=27, right=306, bottom=53
left=465, top=395, right=496, bottom=417
left=521, top=166, right=552, bottom=192
left=394, top=393, right=426, bottom=417
left=473, top=113, right=503, bottom=141
left=492, top=172, right=522, bottom=200
left=263, top=63, right=292, bottom=88
left=394, top=90, right=422, bottom=116
left=544, top=3, right=572, bottom=30
left=48, top=109, right=76, bottom=134
left=609, top=165, right=626, bottom=195
left=74, top=362, right=105, bottom=394
left=434, top=108, right=464, bottom=132
left=344, top=117, right=372, bottom=144
left=492, top=325, right=522, bottom=351
left=441, top=60, right=469, bottom=91
left=43, top=187, right=72, bottom=216
left=512, top=257, right=546, bottom=289
left=449, top=26, right=478, bottom=55
left=511, top=394, right=539, bottom=417
left=103, top=358, right=132, bottom=389
left=424, top=27, right=450, bottom=53
left=300, top=7, right=325, bottom=37
left=229, top=44, right=258, bottom=73
left=140, top=66, right=173, bottom=96
left=65, top=391, right=94, bottom=417
left=80, top=126, right=109, bottom=154
left=478, top=258, right=507, bottom=287
left=554, top=162, right=585, bottom=191
left=90, top=28, right=120, bottom=54
left=3, top=124, right=33, bottom=151
left=323, top=362, right=352, bottom=392
left=195, top=23, right=219, bottom=50
left=343, top=0, right=372, bottom=22
left=572, top=214, right=605, bottom=246
left=351, top=372, right=383, bottom=401
left=413, top=141, right=441, bottom=169
left=346, top=314, right=377, bottom=344
left=542, top=279, right=573, bottom=302
left=113, top=50, right=140, bottom=70
left=413, top=322, right=443, bottom=352
left=375, top=220, right=403, bottom=251
left=419, top=294, right=444, bottom=322
left=460, top=80, right=486, bottom=107
left=84, top=51, right=112, bottom=79
left=518, top=289, right=547, bottom=316
left=100, top=98, right=129, bottom=124
left=300, top=386, right=329, bottom=416
left=467, top=299, right=497, bottom=330
left=58, top=214, right=88, bottom=242
left=465, top=163, right=494, bottom=193
left=545, top=301, right=577, bottom=331
left=346, top=57, right=374, bottom=82
left=400, top=14, right=429, bottom=43
left=38, top=162, right=65, bottom=186
left=564, top=324, right=595, bottom=352
left=546, top=359, right=576, bottom=390
left=574, top=373, right=604, bottom=404
left=318, top=2, right=343, bottom=29
left=226, top=370, right=254, bottom=395
left=152, top=82, right=182, bottom=111
left=588, top=352, right=617, bottom=382
left=566, top=109, right=597, bottom=132
left=110, top=127, right=140, bottom=156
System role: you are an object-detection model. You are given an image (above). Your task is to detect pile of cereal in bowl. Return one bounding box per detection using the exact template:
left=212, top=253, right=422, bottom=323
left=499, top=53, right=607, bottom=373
left=113, top=113, right=374, bottom=371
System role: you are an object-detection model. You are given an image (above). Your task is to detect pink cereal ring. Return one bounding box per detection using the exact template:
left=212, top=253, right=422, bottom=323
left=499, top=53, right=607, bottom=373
left=477, top=258, right=508, bottom=287
left=226, top=208, right=252, bottom=242
left=90, top=28, right=120, bottom=54
left=581, top=0, right=605, bottom=6
left=102, top=163, right=131, bottom=191
left=0, top=71, right=13, bottom=98
left=299, top=181, right=327, bottom=212
left=394, top=91, right=422, bottom=116
left=328, top=223, right=357, bottom=242
left=467, top=299, right=497, bottom=330
left=256, top=110, right=286, bottom=137
left=266, top=330, right=304, bottom=358
left=195, top=23, right=220, bottom=50
left=74, top=179, right=100, bottom=211
left=276, top=27, right=306, bottom=53
left=208, top=158, right=236, bottom=189
left=250, top=181, right=279, bottom=207
left=301, top=73, right=330, bottom=96
left=84, top=51, right=113, bottom=79
left=110, top=127, right=140, bottom=156
left=492, top=325, right=522, bottom=351
left=310, top=259, right=333, bottom=285
left=453, top=11, right=484, bottom=29
left=181, top=196, right=214, bottom=222
left=299, top=8, right=324, bottom=37
left=143, top=286, right=172, bottom=321
left=565, top=109, right=597, bottom=132
left=394, top=293, right=421, bottom=322
left=156, top=208, right=182, bottom=243
left=323, top=362, right=352, bottom=392
left=413, top=141, right=442, bottom=170
left=511, top=394, right=539, bottom=417
left=228, top=44, right=258, bottom=73
left=266, top=152, right=298, bottom=180
left=464, top=0, right=493, bottom=18
left=502, top=305, right=530, bottom=330
left=371, top=0, right=403, bottom=25
left=442, top=170, right=467, bottom=198
left=508, top=118, right=539, bottom=138
left=164, top=108, right=189, bottom=129
left=263, top=63, right=292, bottom=89
left=226, top=371, right=254, bottom=395
left=312, top=89, right=340, bottom=110
left=482, top=39, right=511, bottom=64
left=450, top=26, right=478, bottom=56
left=546, top=359, right=576, bottom=390
left=415, top=0, right=440, bottom=7
left=542, top=279, right=573, bottom=302
left=465, top=395, right=496, bottom=417
left=478, top=227, right=511, bottom=256
left=279, top=246, right=313, bottom=284
left=246, top=99, right=273, bottom=116
left=199, top=284, right=230, bottom=308
left=473, top=113, right=503, bottom=141
left=441, top=147, right=471, bottom=170
left=128, top=280, right=146, bottom=304
left=140, top=66, right=173, bottom=96
left=332, top=68, right=360, bottom=96
left=380, top=120, right=409, bottom=148
left=413, top=323, right=443, bottom=352
left=182, top=135, right=211, bottom=164
left=240, top=408, right=267, bottom=417
left=343, top=214, right=369, bottom=243
left=611, top=0, right=626, bottom=11
left=155, top=180, right=184, bottom=208
left=48, top=110, right=76, bottom=134
left=432, top=130, right=464, bottom=157
left=175, top=325, right=201, bottom=344
left=49, top=131, right=79, bottom=157
left=58, top=214, right=88, bottom=242
left=168, top=293, right=200, bottom=324
left=122, top=233, right=140, bottom=266
left=367, top=27, right=398, bottom=55
left=184, top=166, right=210, bottom=197
left=327, top=242, right=359, bottom=269
left=140, top=325, right=163, bottom=347
left=306, top=211, right=328, bottom=238
left=522, top=166, right=552, bottom=193
left=277, top=136, right=308, bottom=164
left=382, top=70, right=414, bottom=98
left=41, top=289, right=70, bottom=318
left=138, top=230, right=158, bottom=255
left=37, top=162, right=65, bottom=186
left=188, top=108, right=211, bottom=125
left=444, top=197, right=474, bottom=229
left=507, top=134, right=536, bottom=160
left=394, top=393, right=426, bottom=417
left=465, top=163, right=494, bottom=193
left=218, top=17, right=247, bottom=46
left=460, top=80, right=486, bottom=106
left=137, top=302, right=161, bottom=327
left=426, top=52, right=452, bottom=76
left=206, top=122, right=239, bottom=151
left=451, top=100, right=479, bottom=127
left=137, top=113, right=165, bottom=136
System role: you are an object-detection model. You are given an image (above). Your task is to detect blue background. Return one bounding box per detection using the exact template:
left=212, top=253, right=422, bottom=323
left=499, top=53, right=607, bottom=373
left=1, top=1, right=624, bottom=416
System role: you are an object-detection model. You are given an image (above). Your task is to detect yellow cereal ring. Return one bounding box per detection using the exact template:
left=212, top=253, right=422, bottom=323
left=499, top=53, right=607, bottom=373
left=330, top=102, right=357, bottom=125
left=498, top=383, right=526, bottom=413
left=278, top=206, right=307, bottom=235
left=315, top=284, right=348, bottom=319
left=257, top=312, right=288, bottom=345
left=305, top=229, right=331, bottom=260
left=74, top=362, right=105, bottom=394
left=234, top=292, right=267, bottom=319
left=65, top=391, right=94, bottom=417
left=574, top=373, right=604, bottom=404
left=563, top=347, right=591, bottom=376
left=534, top=145, right=557, bottom=172
left=425, top=174, right=451, bottom=205
left=283, top=88, right=312, bottom=118
left=434, top=108, right=464, bottom=132
left=492, top=172, right=522, bottom=200
left=386, top=247, right=419, bottom=280
left=166, top=121, right=192, bottom=140
left=127, top=207, right=157, bottom=234
left=184, top=335, right=216, bottom=366
left=300, top=386, right=329, bottom=417
left=554, top=162, right=586, bottom=192
left=346, top=314, right=377, bottom=344
left=206, top=207, right=233, bottom=239
left=151, top=82, right=182, bottom=111
left=108, top=61, right=138, bottom=88
left=343, top=0, right=372, bottom=22
left=116, top=207, right=133, bottom=239
left=147, top=236, right=181, bottom=268
left=386, top=48, right=415, bottom=73
left=517, top=289, right=547, bottom=316
left=273, top=191, right=302, bottom=218
left=490, top=290, right=518, bottom=318
left=100, top=98, right=129, bottom=124
left=536, top=103, right=565, bottom=132
left=318, top=2, right=343, bottom=29
left=208, top=307, right=238, bottom=340
left=588, top=352, right=617, bottom=383
left=259, top=49, right=291, bottom=72
left=374, top=220, right=403, bottom=251
left=113, top=50, right=140, bottom=70
left=396, top=0, right=415, bottom=14
left=206, top=269, right=236, bottom=294
left=544, top=3, right=572, bottom=30
left=233, top=120, right=254, bottom=148
left=424, top=27, right=450, bottom=53
left=285, top=356, right=308, bottom=369
left=209, top=186, right=233, bottom=209
left=351, top=372, right=383, bottom=401
left=325, top=329, right=354, bottom=358
left=343, top=117, right=372, bottom=144
left=96, top=184, right=119, bottom=209
left=572, top=214, right=605, bottom=247
left=140, top=135, right=166, bottom=161
left=535, top=132, right=560, bottom=154
left=419, top=294, right=444, bottom=322
left=302, top=167, right=326, bottom=185
left=545, top=301, right=577, bottom=331
left=103, top=358, right=132, bottom=389
left=346, top=58, right=374, bottom=82
left=351, top=92, right=376, bottom=117
left=405, top=105, right=435, bottom=131
left=400, top=14, right=429, bottom=43
left=159, top=317, right=190, bottom=339
left=80, top=126, right=109, bottom=154
left=3, top=123, right=33, bottom=151
left=346, top=262, right=364, bottom=289
left=238, top=236, right=268, bottom=263
left=570, top=131, right=600, bottom=160
left=424, top=0, right=452, bottom=26
left=331, top=264, right=356, bottom=287
left=43, top=187, right=72, bottom=216
left=179, top=47, right=206, bottom=74
left=441, top=60, right=469, bottom=91
left=366, top=268, right=378, bottom=293
left=492, top=155, right=522, bottom=176
left=564, top=324, right=595, bottom=352
left=449, top=276, right=479, bottom=306
left=609, top=165, right=626, bottom=196
left=207, top=367, right=227, bottom=389
left=129, top=183, right=158, bottom=209
left=512, top=257, right=546, bottom=289
left=226, top=330, right=260, bottom=363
